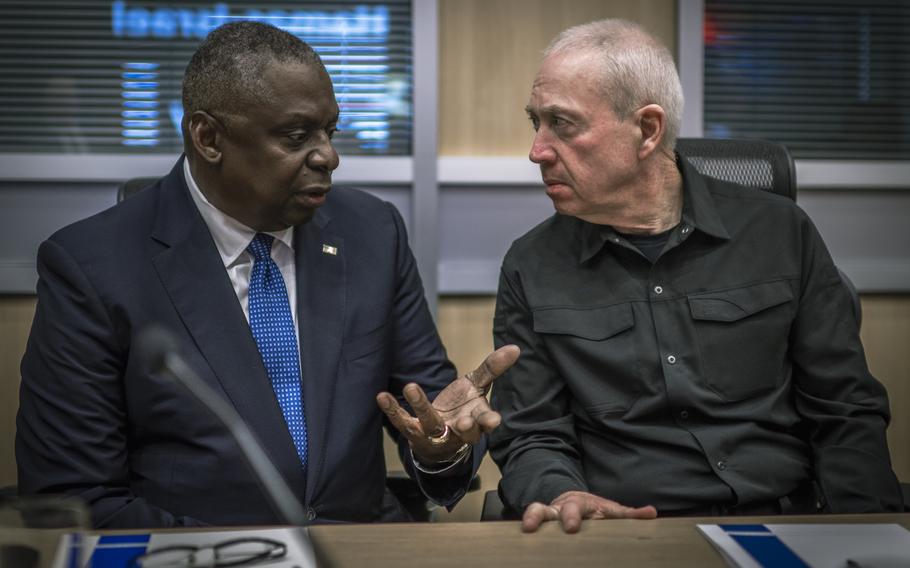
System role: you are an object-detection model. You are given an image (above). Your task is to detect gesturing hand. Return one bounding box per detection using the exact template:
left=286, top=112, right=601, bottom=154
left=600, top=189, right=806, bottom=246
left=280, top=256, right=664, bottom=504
left=376, top=344, right=519, bottom=464
left=522, top=491, right=657, bottom=533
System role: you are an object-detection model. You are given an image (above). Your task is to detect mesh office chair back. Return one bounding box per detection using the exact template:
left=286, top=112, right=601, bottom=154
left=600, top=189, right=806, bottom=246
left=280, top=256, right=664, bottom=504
left=675, top=137, right=797, bottom=201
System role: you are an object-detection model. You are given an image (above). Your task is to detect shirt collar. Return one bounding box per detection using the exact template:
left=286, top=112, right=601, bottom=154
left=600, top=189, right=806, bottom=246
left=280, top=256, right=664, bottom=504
left=579, top=220, right=612, bottom=264
left=578, top=154, right=730, bottom=264
left=676, top=153, right=730, bottom=241
left=183, top=158, right=294, bottom=268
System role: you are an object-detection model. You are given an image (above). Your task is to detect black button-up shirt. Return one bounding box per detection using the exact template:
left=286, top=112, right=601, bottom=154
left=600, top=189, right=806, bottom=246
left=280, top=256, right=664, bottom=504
left=490, top=158, right=902, bottom=514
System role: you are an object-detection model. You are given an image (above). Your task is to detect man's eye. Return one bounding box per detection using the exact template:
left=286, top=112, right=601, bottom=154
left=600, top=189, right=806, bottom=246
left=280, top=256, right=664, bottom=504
left=326, top=127, right=338, bottom=139
left=288, top=131, right=308, bottom=143
left=528, top=116, right=540, bottom=131
left=552, top=116, right=566, bottom=128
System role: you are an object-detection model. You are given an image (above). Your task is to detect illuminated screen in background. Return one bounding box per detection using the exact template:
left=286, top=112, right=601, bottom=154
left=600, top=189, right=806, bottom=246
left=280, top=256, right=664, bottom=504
left=703, top=0, right=910, bottom=160
left=0, top=0, right=412, bottom=155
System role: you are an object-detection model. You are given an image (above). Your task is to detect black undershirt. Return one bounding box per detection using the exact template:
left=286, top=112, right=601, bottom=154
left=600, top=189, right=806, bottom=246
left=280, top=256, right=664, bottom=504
left=616, top=226, right=676, bottom=263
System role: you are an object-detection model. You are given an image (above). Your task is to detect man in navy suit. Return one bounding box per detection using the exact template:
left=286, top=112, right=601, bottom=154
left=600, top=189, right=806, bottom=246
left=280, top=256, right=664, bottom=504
left=16, top=21, right=518, bottom=528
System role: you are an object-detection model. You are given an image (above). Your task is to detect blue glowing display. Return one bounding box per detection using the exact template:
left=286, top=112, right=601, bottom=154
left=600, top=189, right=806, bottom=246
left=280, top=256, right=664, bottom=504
left=107, top=1, right=400, bottom=152
left=0, top=1, right=411, bottom=155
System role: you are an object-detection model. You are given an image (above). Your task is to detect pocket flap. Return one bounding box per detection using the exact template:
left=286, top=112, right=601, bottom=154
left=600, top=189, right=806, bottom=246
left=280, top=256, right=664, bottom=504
left=532, top=304, right=634, bottom=340
left=688, top=280, right=793, bottom=322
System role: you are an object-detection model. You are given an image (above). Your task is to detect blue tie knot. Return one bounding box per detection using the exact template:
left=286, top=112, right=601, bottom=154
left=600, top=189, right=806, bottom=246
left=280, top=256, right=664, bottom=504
left=247, top=233, right=275, bottom=262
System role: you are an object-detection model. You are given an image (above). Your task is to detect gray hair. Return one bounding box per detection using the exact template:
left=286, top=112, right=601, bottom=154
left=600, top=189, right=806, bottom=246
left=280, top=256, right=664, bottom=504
left=544, top=19, right=683, bottom=151
left=182, top=21, right=325, bottom=126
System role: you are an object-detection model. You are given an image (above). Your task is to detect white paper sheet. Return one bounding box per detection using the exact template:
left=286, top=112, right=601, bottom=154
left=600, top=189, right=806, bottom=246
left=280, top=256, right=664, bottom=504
left=697, top=523, right=910, bottom=568
left=52, top=526, right=316, bottom=568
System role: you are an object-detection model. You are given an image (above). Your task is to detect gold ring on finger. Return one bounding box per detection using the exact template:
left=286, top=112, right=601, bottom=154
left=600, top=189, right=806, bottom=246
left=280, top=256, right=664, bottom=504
left=427, top=424, right=450, bottom=446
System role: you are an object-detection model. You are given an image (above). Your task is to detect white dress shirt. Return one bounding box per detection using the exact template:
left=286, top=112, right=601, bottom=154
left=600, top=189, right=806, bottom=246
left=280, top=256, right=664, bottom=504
left=183, top=159, right=298, bottom=335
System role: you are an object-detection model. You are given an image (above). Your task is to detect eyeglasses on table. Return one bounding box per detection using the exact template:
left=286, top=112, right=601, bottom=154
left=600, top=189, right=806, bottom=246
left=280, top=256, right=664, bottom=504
left=128, top=537, right=287, bottom=568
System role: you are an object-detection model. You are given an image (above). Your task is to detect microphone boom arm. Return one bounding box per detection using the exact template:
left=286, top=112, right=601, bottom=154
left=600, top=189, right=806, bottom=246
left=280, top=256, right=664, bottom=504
left=162, top=353, right=309, bottom=526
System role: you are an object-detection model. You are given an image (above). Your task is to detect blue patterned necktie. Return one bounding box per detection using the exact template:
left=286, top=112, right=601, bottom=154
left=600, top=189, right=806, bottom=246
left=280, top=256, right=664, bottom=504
left=247, top=233, right=307, bottom=468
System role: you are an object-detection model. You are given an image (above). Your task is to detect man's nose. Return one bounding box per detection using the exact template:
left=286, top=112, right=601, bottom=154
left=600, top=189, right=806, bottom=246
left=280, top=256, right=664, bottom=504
left=529, top=131, right=555, bottom=164
left=309, top=133, right=340, bottom=172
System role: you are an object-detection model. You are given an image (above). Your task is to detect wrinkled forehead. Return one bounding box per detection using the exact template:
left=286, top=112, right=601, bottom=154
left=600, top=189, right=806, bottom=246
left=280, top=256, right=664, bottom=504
left=528, top=51, right=604, bottom=110
left=253, top=59, right=339, bottom=120
left=536, top=49, right=601, bottom=82
left=261, top=58, right=334, bottom=93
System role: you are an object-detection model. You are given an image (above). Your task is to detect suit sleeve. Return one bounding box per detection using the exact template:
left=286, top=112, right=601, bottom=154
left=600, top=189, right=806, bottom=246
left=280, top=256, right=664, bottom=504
left=488, top=253, right=588, bottom=514
left=789, top=212, right=903, bottom=512
left=378, top=202, right=480, bottom=508
left=16, top=238, right=206, bottom=528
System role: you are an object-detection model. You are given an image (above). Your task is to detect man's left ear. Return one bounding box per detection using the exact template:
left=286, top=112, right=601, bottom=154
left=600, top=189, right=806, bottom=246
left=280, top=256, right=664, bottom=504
left=635, top=104, right=666, bottom=160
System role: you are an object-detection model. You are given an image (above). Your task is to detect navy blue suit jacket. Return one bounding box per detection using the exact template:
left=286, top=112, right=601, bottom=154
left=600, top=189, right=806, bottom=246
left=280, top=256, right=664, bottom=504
left=17, top=159, right=478, bottom=527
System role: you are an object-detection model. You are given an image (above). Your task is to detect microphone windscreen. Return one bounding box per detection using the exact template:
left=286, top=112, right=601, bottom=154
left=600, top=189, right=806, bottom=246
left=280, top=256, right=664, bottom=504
left=134, top=324, right=180, bottom=374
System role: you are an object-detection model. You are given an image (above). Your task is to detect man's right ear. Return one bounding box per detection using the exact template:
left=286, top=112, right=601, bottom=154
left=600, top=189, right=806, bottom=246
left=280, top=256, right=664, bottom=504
left=187, top=111, right=223, bottom=164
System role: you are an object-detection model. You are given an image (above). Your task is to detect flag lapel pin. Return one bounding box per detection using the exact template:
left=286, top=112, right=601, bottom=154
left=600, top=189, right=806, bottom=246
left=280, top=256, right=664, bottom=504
left=322, top=244, right=338, bottom=256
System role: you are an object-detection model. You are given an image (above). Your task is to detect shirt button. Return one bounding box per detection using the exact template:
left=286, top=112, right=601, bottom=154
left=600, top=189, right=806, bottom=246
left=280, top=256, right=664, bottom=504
left=667, top=355, right=677, bottom=364
left=681, top=225, right=691, bottom=234
left=653, top=285, right=663, bottom=294
left=679, top=410, right=689, bottom=419
left=717, top=460, right=727, bottom=471
left=307, top=507, right=317, bottom=521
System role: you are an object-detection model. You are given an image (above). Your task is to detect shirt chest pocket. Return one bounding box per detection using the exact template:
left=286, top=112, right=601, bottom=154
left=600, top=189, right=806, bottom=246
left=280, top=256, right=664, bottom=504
left=532, top=304, right=643, bottom=415
left=688, top=280, right=795, bottom=401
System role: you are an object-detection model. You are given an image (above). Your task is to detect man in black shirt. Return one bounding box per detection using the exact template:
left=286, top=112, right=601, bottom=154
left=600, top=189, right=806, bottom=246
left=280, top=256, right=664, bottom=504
left=489, top=18, right=903, bottom=533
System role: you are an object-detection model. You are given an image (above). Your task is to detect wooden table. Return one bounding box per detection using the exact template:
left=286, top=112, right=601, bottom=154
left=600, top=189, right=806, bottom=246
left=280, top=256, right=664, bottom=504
left=308, top=514, right=910, bottom=568
left=5, top=513, right=908, bottom=568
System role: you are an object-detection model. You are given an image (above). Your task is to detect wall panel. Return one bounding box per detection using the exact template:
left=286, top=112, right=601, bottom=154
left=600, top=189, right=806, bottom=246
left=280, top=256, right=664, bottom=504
left=0, top=296, right=36, bottom=487
left=439, top=0, right=677, bottom=156
left=860, top=296, right=910, bottom=482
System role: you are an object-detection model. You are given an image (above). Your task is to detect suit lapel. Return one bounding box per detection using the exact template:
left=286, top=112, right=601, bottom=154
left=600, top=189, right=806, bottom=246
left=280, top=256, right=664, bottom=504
left=295, top=208, right=345, bottom=503
left=149, top=160, right=307, bottom=494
